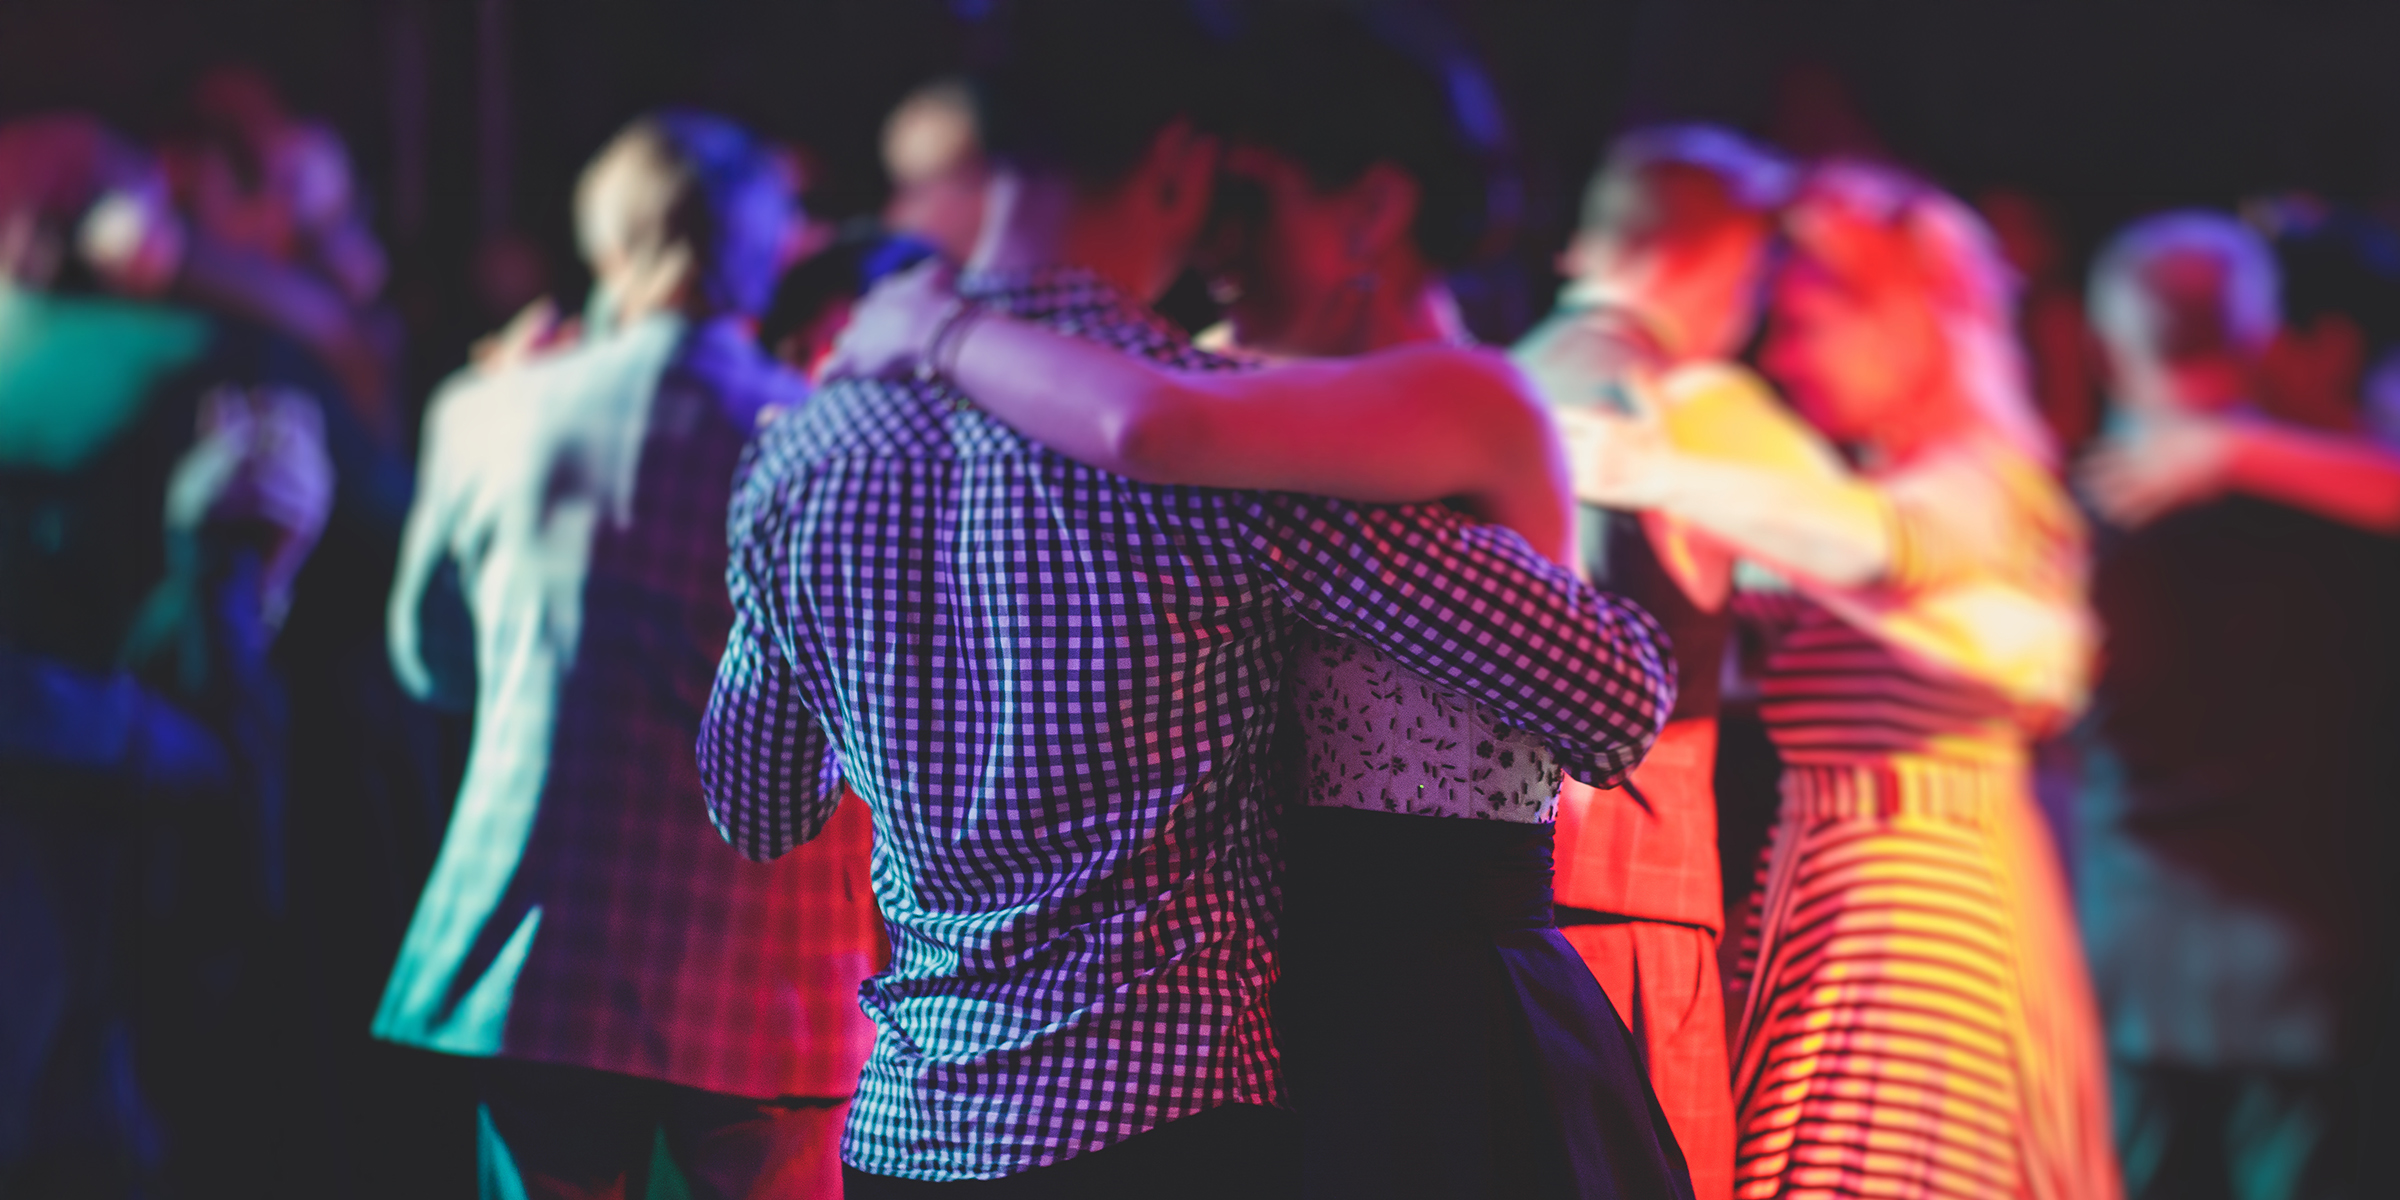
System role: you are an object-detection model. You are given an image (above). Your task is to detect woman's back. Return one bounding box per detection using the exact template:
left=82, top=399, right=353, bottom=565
left=1288, top=628, right=1562, bottom=822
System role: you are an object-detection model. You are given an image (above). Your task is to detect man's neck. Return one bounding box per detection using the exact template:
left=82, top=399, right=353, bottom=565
left=966, top=169, right=1159, bottom=302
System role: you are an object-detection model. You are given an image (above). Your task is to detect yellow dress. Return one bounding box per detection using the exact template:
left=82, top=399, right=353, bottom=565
left=1727, top=436, right=2121, bottom=1200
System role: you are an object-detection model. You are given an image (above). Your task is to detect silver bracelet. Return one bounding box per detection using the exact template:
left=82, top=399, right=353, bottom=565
left=918, top=297, right=988, bottom=385
left=912, top=297, right=962, bottom=383
left=935, top=300, right=988, bottom=384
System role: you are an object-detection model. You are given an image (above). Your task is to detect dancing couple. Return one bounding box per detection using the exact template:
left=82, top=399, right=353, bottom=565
left=699, top=2, right=1694, bottom=1197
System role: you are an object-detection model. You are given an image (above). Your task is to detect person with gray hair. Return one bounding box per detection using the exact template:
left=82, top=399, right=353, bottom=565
left=373, top=110, right=881, bottom=1199
left=2080, top=210, right=2400, bottom=535
left=2070, top=209, right=2397, bottom=1200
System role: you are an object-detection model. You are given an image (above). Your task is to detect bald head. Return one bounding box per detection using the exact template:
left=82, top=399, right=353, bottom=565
left=881, top=80, right=989, bottom=262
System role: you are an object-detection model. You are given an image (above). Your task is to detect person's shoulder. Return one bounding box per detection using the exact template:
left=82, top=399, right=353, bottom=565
left=746, top=369, right=961, bottom=483
left=1408, top=341, right=1531, bottom=387
left=1383, top=343, right=1555, bottom=437
left=450, top=319, right=661, bottom=398
left=418, top=328, right=643, bottom=455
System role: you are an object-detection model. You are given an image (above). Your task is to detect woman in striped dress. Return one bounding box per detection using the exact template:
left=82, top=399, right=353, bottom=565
left=1560, top=162, right=2120, bottom=1199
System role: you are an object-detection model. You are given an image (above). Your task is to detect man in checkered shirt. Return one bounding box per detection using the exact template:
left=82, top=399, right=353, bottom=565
left=376, top=113, right=881, bottom=1197
left=699, top=5, right=1675, bottom=1195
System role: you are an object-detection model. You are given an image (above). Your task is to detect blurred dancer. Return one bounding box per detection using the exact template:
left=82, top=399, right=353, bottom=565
left=815, top=9, right=1697, bottom=1196
left=373, top=112, right=879, bottom=1200
left=1510, top=124, right=1800, bottom=1200
left=0, top=114, right=333, bottom=1196
left=2070, top=212, right=2397, bottom=1200
left=700, top=3, right=1679, bottom=1194
left=1565, top=162, right=2120, bottom=1199
left=164, top=68, right=406, bottom=445
left=2082, top=206, right=2400, bottom=535
left=880, top=78, right=989, bottom=262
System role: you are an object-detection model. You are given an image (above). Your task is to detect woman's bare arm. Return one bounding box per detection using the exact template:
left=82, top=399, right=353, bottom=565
left=1564, top=400, right=2090, bottom=712
left=1556, top=403, right=1892, bottom=589
left=828, top=264, right=1576, bottom=562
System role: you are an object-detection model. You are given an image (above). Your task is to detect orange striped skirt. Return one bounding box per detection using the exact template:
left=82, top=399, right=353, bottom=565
left=1728, top=758, right=2121, bottom=1200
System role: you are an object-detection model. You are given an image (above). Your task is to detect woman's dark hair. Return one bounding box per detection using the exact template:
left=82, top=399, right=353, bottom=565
left=1233, top=1, right=1521, bottom=268
left=758, top=226, right=937, bottom=357
left=964, top=0, right=1243, bottom=188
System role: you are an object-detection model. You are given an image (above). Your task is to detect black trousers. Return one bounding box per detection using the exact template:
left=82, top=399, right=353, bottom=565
left=841, top=1104, right=1299, bottom=1200
left=2114, top=1061, right=2354, bottom=1200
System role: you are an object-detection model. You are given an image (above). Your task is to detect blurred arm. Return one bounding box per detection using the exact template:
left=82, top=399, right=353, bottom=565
left=2226, top=422, right=2400, bottom=532
left=828, top=264, right=1575, bottom=562
left=1557, top=392, right=1892, bottom=590
left=2081, top=411, right=2400, bottom=533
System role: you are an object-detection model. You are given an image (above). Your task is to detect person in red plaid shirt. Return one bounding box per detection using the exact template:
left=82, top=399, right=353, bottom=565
left=373, top=112, right=881, bottom=1199
left=1511, top=125, right=1801, bottom=1200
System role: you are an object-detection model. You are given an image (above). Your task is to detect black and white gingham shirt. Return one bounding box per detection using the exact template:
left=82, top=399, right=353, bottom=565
left=697, top=268, right=1674, bottom=1181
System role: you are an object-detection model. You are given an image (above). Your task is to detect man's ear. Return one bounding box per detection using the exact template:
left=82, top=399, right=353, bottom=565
left=1347, top=162, right=1421, bottom=264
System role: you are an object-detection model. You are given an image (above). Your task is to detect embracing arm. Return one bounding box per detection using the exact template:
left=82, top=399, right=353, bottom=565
left=2081, top=412, right=2400, bottom=534
left=2227, top=425, right=2400, bottom=531
left=1558, top=401, right=1893, bottom=590
left=1566, top=400, right=2089, bottom=713
left=828, top=265, right=1576, bottom=563
left=1642, top=459, right=1892, bottom=588
left=974, top=332, right=1574, bottom=561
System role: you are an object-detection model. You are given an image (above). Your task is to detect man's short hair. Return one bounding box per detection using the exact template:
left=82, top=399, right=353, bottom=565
left=579, top=110, right=788, bottom=317
left=2090, top=211, right=2280, bottom=363
left=1580, top=124, right=1793, bottom=245
left=1230, top=1, right=1520, bottom=268
left=965, top=0, right=1241, bottom=188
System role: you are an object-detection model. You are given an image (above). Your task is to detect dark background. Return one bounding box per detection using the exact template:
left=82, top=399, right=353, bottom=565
left=10, top=0, right=2400, bottom=391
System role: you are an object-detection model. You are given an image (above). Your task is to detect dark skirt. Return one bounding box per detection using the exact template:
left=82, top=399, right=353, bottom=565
left=1275, top=805, right=1696, bottom=1200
